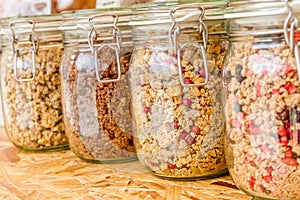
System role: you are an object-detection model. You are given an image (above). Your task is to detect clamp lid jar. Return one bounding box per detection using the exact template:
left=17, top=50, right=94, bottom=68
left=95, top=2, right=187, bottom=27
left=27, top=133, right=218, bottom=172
left=0, top=14, right=68, bottom=151
left=223, top=0, right=300, bottom=199
left=60, top=8, right=136, bottom=163
left=129, top=1, right=228, bottom=179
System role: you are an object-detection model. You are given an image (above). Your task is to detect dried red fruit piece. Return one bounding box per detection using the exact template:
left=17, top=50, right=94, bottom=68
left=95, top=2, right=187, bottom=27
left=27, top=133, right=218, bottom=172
left=183, top=98, right=192, bottom=107
left=285, top=148, right=293, bottom=158
left=262, top=175, right=272, bottom=183
left=272, top=89, right=280, bottom=95
left=184, top=78, right=194, bottom=85
left=169, top=163, right=176, bottom=169
left=198, top=67, right=206, bottom=78
left=144, top=107, right=151, bottom=114
left=285, top=82, right=297, bottom=94
left=249, top=177, right=256, bottom=191
left=250, top=161, right=256, bottom=167
left=266, top=167, right=273, bottom=175
left=278, top=127, right=287, bottom=136
left=179, top=131, right=188, bottom=139
left=230, top=119, right=242, bottom=128
left=284, top=66, right=296, bottom=74
left=173, top=121, right=180, bottom=130
left=256, top=83, right=262, bottom=97
left=250, top=127, right=260, bottom=135
left=245, top=69, right=253, bottom=77
left=282, top=157, right=298, bottom=166
left=185, top=135, right=195, bottom=145
left=190, top=125, right=200, bottom=135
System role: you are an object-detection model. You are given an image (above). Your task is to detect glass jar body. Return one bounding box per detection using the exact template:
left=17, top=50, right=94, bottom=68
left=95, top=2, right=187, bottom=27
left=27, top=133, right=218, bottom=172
left=0, top=43, right=68, bottom=151
left=61, top=44, right=136, bottom=163
left=224, top=35, right=300, bottom=199
left=129, top=23, right=228, bottom=179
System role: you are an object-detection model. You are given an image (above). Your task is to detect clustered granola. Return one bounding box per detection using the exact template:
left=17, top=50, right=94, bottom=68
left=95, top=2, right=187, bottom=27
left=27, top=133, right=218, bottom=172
left=1, top=46, right=68, bottom=150
left=62, top=46, right=136, bottom=162
left=224, top=39, right=300, bottom=198
left=129, top=37, right=227, bottom=178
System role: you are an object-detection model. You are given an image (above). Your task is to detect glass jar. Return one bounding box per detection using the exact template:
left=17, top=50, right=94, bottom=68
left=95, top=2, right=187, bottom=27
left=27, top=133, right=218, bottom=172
left=0, top=15, right=68, bottom=151
left=60, top=9, right=136, bottom=163
left=224, top=1, right=300, bottom=199
left=129, top=1, right=228, bottom=179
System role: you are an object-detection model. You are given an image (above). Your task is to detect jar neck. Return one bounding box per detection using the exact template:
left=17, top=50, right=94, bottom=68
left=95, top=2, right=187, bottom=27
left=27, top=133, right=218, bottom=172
left=132, top=19, right=227, bottom=45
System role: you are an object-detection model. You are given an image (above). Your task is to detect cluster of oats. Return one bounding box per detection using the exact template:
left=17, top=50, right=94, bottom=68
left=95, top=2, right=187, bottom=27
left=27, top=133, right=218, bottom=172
left=62, top=47, right=136, bottom=162
left=129, top=36, right=227, bottom=178
left=225, top=40, right=300, bottom=199
left=1, top=46, right=68, bottom=150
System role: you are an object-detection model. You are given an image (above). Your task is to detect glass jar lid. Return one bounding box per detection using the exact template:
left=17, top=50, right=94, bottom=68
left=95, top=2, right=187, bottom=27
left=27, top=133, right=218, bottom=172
left=0, top=14, right=62, bottom=47
left=129, top=0, right=226, bottom=27
left=60, top=8, right=132, bottom=47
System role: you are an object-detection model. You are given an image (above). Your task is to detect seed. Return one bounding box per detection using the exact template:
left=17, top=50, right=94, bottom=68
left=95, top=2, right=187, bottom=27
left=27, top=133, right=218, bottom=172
left=235, top=64, right=243, bottom=76
left=236, top=75, right=245, bottom=83
left=224, top=70, right=232, bottom=81
left=233, top=103, right=242, bottom=113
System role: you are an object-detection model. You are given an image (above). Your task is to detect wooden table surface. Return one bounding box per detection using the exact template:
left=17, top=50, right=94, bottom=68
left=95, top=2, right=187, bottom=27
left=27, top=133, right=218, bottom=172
left=0, top=129, right=252, bottom=200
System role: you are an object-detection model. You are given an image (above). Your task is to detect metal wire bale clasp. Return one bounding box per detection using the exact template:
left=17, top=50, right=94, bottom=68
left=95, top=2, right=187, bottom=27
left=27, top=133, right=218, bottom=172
left=9, top=19, right=39, bottom=82
left=283, top=0, right=300, bottom=81
left=169, top=5, right=208, bottom=87
left=88, top=14, right=122, bottom=83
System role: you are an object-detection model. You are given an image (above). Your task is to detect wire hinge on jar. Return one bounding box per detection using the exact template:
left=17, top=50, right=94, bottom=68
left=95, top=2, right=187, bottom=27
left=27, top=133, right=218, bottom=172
left=169, top=5, right=208, bottom=87
left=9, top=20, right=39, bottom=82
left=283, top=0, right=300, bottom=81
left=88, top=14, right=122, bottom=83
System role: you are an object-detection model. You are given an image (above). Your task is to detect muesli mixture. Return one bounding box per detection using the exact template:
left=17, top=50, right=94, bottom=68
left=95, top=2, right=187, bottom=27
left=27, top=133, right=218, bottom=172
left=1, top=46, right=68, bottom=150
left=129, top=37, right=227, bottom=178
left=224, top=39, right=300, bottom=198
left=62, top=46, right=136, bottom=162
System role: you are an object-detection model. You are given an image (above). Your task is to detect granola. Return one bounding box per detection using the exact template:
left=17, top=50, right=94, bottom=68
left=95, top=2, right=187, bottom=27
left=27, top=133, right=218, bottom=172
left=224, top=39, right=300, bottom=199
left=61, top=46, right=136, bottom=162
left=0, top=45, right=68, bottom=150
left=129, top=36, right=227, bottom=178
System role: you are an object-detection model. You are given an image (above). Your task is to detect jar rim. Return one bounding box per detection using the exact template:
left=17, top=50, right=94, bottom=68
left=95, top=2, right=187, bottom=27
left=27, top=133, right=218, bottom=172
left=0, top=14, right=62, bottom=34
left=129, top=1, right=226, bottom=27
left=225, top=0, right=300, bottom=19
left=60, top=8, right=132, bottom=32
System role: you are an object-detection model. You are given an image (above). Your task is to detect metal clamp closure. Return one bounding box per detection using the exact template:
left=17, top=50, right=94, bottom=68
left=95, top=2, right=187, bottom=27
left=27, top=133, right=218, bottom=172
left=88, top=14, right=122, bottom=83
left=9, top=20, right=39, bottom=82
left=283, top=0, right=300, bottom=81
left=169, top=6, right=208, bottom=87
